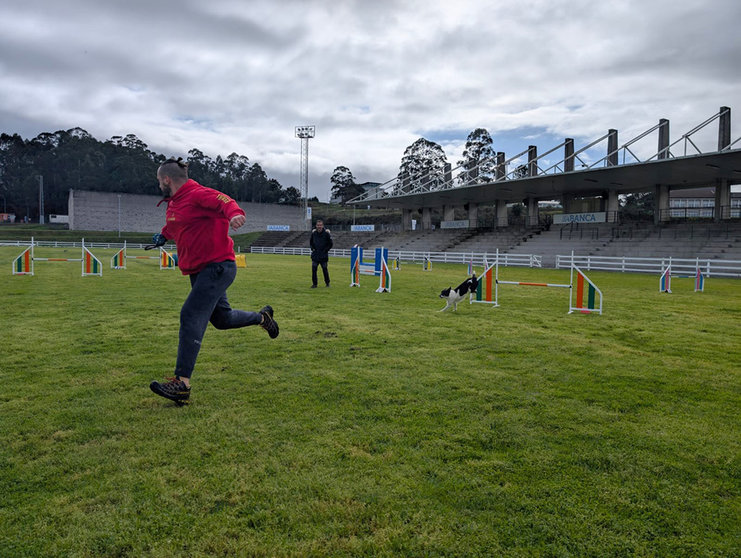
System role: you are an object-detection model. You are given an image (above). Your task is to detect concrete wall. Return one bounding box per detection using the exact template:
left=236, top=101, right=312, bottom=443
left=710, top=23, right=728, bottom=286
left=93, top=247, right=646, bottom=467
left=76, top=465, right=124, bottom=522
left=68, top=189, right=306, bottom=233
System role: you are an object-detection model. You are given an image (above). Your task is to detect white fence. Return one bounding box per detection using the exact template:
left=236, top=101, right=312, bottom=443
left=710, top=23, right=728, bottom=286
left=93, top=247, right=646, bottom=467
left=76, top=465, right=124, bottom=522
left=0, top=240, right=175, bottom=251
left=556, top=254, right=741, bottom=278
left=249, top=246, right=542, bottom=268
left=5, top=240, right=740, bottom=277
left=252, top=246, right=741, bottom=277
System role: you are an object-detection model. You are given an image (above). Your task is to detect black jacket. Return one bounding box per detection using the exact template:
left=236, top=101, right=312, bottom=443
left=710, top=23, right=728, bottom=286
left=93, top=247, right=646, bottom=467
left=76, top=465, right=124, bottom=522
left=310, top=228, right=333, bottom=262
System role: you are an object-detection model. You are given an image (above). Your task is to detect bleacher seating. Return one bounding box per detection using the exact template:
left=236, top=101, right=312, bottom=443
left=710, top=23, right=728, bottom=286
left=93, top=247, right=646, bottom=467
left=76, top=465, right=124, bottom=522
left=247, top=221, right=741, bottom=265
left=249, top=231, right=294, bottom=247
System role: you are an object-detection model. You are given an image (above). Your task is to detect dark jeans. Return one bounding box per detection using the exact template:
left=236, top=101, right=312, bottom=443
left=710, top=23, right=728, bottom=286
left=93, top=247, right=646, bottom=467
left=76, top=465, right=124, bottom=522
left=312, top=260, right=330, bottom=286
left=175, top=261, right=261, bottom=379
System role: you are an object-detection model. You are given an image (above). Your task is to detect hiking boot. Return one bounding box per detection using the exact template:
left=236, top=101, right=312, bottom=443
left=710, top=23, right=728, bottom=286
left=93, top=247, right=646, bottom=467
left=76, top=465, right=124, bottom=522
left=150, top=377, right=190, bottom=405
left=311, top=284, right=317, bottom=288
left=259, top=305, right=279, bottom=338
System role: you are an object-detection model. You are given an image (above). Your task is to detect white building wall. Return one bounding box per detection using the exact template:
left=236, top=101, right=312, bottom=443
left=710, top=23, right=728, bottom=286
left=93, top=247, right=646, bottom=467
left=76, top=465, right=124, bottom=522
left=68, top=189, right=305, bottom=233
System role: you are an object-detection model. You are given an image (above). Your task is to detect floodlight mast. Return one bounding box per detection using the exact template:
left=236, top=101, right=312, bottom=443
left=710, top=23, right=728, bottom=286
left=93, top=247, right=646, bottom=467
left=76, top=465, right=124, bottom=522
left=37, top=175, right=44, bottom=224
left=295, top=125, right=315, bottom=230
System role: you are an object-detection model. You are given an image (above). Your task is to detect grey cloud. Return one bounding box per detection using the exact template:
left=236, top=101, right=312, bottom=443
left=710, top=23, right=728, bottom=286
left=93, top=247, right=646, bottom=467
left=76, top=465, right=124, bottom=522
left=1, top=0, right=740, bottom=202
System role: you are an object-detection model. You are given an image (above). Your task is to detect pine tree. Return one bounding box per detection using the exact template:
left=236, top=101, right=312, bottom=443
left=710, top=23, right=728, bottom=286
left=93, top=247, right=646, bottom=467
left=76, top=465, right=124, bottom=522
left=457, top=128, right=496, bottom=185
left=396, top=138, right=448, bottom=195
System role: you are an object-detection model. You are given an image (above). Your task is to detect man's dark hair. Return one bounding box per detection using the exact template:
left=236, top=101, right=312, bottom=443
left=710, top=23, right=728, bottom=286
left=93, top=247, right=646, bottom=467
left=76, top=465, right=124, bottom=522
left=158, top=157, right=189, bottom=181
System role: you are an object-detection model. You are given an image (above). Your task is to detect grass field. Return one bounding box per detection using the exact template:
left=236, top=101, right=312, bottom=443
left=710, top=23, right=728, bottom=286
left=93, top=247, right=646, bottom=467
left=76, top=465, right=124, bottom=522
left=1, top=247, right=739, bottom=557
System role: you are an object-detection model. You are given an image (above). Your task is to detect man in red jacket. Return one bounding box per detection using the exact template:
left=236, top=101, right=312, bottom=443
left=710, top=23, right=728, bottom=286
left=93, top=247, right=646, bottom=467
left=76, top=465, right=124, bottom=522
left=149, top=158, right=278, bottom=405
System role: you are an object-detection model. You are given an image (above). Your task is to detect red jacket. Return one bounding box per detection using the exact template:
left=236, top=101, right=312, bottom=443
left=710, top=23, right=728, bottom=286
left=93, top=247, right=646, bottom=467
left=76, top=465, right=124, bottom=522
left=161, top=179, right=245, bottom=275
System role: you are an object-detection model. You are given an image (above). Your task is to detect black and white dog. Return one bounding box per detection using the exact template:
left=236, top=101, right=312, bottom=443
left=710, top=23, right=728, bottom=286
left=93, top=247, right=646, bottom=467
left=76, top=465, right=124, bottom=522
left=439, top=273, right=479, bottom=312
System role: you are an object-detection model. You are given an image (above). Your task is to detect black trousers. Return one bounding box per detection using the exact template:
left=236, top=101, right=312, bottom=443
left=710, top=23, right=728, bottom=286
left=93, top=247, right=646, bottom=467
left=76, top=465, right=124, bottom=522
left=175, top=261, right=261, bottom=379
left=312, top=260, right=330, bottom=286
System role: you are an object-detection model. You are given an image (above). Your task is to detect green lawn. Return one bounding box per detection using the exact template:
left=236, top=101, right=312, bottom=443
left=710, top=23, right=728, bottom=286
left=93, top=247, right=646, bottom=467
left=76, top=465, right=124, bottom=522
left=1, top=248, right=739, bottom=557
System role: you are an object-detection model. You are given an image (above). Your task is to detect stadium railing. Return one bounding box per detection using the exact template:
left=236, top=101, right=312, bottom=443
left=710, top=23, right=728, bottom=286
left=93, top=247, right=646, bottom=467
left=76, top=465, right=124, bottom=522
left=556, top=253, right=741, bottom=278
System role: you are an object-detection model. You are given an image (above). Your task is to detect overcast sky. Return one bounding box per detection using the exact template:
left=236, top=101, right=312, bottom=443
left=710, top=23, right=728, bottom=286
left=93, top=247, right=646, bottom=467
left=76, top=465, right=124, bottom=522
left=1, top=0, right=740, bottom=201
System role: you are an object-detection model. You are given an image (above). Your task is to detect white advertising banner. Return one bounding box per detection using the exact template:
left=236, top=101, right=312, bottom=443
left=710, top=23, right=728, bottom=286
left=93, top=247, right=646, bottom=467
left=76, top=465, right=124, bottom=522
left=440, top=220, right=470, bottom=229
left=553, top=212, right=606, bottom=224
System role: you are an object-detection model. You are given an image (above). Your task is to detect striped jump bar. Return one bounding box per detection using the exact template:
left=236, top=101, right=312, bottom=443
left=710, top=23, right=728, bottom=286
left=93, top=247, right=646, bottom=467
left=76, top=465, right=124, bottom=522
left=497, top=280, right=571, bottom=288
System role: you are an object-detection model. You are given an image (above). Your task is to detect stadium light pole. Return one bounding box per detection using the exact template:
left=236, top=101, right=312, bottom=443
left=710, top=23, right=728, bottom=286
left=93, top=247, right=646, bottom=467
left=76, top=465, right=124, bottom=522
left=37, top=175, right=44, bottom=224
left=0, top=176, right=6, bottom=213
left=295, top=125, right=315, bottom=230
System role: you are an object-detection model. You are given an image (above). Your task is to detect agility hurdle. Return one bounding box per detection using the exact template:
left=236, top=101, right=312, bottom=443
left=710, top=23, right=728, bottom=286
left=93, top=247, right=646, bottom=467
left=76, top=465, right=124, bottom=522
left=160, top=248, right=178, bottom=270
left=350, top=245, right=391, bottom=292
left=111, top=244, right=127, bottom=269
left=376, top=252, right=391, bottom=293
left=12, top=238, right=102, bottom=277
left=12, top=245, right=33, bottom=275
left=423, top=255, right=432, bottom=271
left=695, top=268, right=705, bottom=292
left=659, top=260, right=706, bottom=293
left=471, top=261, right=497, bottom=306
left=111, top=242, right=175, bottom=270
left=470, top=250, right=602, bottom=314
left=569, top=265, right=603, bottom=314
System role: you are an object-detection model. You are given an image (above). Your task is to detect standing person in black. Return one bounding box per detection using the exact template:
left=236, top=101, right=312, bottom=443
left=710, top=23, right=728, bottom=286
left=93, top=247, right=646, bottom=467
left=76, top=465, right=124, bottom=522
left=310, top=219, right=333, bottom=288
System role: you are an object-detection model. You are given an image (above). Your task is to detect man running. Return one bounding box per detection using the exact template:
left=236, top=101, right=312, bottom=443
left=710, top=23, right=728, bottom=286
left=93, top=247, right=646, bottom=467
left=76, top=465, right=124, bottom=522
left=149, top=157, right=278, bottom=405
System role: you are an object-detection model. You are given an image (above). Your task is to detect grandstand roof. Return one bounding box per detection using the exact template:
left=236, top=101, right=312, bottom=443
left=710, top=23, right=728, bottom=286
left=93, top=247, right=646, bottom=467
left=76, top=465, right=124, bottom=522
left=357, top=149, right=741, bottom=209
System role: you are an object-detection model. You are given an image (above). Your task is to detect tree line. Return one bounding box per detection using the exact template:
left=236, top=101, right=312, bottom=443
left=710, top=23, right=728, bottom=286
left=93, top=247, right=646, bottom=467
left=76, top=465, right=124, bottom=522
left=330, top=128, right=502, bottom=204
left=0, top=128, right=301, bottom=219
left=3, top=126, right=648, bottom=220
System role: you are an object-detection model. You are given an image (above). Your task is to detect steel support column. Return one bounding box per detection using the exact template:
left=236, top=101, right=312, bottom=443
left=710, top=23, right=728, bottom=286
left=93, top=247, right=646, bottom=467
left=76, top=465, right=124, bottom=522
left=496, top=201, right=508, bottom=227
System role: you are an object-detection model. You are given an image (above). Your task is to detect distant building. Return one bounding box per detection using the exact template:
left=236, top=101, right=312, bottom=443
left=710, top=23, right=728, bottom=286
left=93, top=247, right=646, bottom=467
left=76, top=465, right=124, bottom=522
left=669, top=187, right=741, bottom=218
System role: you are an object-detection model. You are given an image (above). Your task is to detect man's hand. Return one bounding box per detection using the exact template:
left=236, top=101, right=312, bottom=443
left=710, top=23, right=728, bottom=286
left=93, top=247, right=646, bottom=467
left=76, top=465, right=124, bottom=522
left=145, top=232, right=167, bottom=250
left=152, top=233, right=167, bottom=246
left=230, top=215, right=246, bottom=230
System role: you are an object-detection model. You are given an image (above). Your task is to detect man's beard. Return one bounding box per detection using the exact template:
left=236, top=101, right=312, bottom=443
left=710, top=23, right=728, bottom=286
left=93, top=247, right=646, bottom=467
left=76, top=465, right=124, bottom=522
left=161, top=186, right=172, bottom=198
